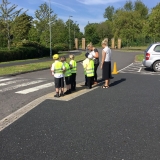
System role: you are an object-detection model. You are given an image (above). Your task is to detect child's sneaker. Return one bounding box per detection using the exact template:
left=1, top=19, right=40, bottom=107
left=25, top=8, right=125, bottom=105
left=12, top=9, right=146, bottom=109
left=60, top=92, right=64, bottom=97
left=54, top=93, right=60, bottom=98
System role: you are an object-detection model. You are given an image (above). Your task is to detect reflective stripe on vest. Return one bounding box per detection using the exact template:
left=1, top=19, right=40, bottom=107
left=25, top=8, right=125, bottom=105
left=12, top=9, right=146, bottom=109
left=54, top=61, right=63, bottom=74
left=70, top=60, right=77, bottom=73
left=64, top=62, right=71, bottom=77
left=86, top=60, right=94, bottom=77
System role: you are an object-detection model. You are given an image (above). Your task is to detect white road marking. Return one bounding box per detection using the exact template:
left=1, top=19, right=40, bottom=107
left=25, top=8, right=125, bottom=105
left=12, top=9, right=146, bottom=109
left=138, top=67, right=142, bottom=72
left=15, top=82, right=54, bottom=94
left=0, top=77, right=17, bottom=82
left=0, top=80, right=45, bottom=92
left=118, top=63, right=133, bottom=72
left=0, top=79, right=28, bottom=87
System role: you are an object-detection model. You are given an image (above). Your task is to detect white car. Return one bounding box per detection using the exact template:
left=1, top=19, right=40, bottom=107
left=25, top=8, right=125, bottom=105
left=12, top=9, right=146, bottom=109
left=143, top=42, right=160, bottom=72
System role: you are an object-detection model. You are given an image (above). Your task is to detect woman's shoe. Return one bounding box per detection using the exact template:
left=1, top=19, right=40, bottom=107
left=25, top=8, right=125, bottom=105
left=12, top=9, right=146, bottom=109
left=64, top=90, right=69, bottom=95
left=94, top=81, right=98, bottom=84
left=101, top=85, right=109, bottom=89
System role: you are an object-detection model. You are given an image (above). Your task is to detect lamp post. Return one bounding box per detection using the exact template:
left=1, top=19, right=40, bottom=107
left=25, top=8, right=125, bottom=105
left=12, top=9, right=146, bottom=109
left=69, top=16, right=73, bottom=50
left=49, top=0, right=52, bottom=57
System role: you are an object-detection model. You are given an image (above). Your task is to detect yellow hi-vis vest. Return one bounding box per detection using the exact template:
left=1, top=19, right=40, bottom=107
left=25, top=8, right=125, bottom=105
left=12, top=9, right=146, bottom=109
left=86, top=60, right=94, bottom=77
left=83, top=58, right=89, bottom=75
left=54, top=61, right=63, bottom=74
left=64, top=62, right=71, bottom=77
left=70, top=60, right=77, bottom=73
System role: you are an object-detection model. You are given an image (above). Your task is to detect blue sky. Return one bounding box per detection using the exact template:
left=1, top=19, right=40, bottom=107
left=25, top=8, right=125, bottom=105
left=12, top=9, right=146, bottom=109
left=10, top=0, right=160, bottom=33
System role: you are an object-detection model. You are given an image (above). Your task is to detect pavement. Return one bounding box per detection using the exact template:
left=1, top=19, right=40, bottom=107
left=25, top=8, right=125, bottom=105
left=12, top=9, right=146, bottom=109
left=1, top=73, right=160, bottom=160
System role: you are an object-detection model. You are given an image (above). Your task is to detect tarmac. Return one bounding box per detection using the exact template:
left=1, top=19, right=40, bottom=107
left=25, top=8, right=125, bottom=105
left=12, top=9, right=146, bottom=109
left=1, top=73, right=160, bottom=160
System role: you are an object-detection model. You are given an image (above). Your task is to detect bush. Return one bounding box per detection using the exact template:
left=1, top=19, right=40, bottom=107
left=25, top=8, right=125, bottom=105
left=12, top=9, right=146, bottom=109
left=0, top=40, right=63, bottom=62
left=53, top=43, right=69, bottom=51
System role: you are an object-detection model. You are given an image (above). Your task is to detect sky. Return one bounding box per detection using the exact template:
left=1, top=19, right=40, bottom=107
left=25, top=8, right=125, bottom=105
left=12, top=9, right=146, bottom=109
left=9, top=0, right=160, bottom=33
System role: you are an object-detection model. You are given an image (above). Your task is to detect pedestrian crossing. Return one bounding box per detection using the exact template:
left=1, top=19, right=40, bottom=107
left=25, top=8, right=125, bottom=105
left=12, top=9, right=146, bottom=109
left=0, top=76, right=54, bottom=95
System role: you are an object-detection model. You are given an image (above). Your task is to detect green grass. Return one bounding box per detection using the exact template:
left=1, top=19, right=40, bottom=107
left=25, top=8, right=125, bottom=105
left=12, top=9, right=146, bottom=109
left=122, top=46, right=147, bottom=51
left=0, top=58, right=45, bottom=64
left=135, top=54, right=144, bottom=62
left=0, top=52, right=85, bottom=76
left=0, top=52, right=66, bottom=64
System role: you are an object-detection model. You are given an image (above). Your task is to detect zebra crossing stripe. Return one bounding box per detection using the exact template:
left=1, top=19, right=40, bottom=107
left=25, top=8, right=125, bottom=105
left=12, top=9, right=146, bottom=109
left=0, top=80, right=45, bottom=92
left=15, top=82, right=54, bottom=94
left=0, top=77, right=17, bottom=82
left=0, top=79, right=28, bottom=87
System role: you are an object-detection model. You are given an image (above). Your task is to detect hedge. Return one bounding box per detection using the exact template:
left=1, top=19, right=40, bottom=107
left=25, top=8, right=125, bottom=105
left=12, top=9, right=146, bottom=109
left=0, top=41, right=70, bottom=62
left=0, top=47, right=58, bottom=62
left=53, top=43, right=69, bottom=51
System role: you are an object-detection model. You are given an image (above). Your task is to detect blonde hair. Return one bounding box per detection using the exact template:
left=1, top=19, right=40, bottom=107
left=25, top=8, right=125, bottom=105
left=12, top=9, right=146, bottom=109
left=87, top=42, right=93, bottom=47
left=69, top=54, right=74, bottom=59
left=102, top=38, right=108, bottom=46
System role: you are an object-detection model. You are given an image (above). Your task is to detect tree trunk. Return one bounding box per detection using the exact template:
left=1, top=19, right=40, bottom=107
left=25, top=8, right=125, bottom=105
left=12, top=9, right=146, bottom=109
left=6, top=21, right=10, bottom=50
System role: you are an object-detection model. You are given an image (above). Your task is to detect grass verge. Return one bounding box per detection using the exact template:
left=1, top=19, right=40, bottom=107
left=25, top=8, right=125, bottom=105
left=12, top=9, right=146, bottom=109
left=0, top=52, right=66, bottom=64
left=122, top=46, right=147, bottom=51
left=0, top=52, right=85, bottom=76
left=135, top=54, right=144, bottom=62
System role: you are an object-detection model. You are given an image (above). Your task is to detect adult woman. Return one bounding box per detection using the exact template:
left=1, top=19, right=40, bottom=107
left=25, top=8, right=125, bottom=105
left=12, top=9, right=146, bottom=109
left=101, top=38, right=112, bottom=88
left=87, top=42, right=99, bottom=84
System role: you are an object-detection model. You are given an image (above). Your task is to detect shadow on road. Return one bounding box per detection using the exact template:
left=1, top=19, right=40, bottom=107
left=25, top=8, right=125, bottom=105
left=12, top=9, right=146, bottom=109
left=110, top=78, right=126, bottom=87
left=144, top=68, right=153, bottom=72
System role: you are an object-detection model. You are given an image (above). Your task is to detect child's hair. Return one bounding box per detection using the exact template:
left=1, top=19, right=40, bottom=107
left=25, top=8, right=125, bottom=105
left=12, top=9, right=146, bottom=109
left=69, top=54, right=74, bottom=59
left=87, top=42, right=93, bottom=48
left=101, top=38, right=108, bottom=46
left=60, top=56, right=66, bottom=62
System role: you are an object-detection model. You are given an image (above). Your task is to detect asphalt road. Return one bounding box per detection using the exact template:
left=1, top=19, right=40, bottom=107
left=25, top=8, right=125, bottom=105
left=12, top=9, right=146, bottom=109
left=1, top=73, right=160, bottom=160
left=0, top=49, right=141, bottom=120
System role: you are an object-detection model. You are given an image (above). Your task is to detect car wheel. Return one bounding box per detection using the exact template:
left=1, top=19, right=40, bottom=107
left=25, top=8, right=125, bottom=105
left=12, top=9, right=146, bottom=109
left=153, top=61, right=160, bottom=72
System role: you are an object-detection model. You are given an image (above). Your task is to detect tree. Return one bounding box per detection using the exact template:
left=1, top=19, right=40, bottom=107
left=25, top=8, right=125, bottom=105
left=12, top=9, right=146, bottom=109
left=28, top=25, right=40, bottom=42
left=0, top=0, right=24, bottom=50
left=12, top=14, right=32, bottom=42
left=85, top=23, right=100, bottom=45
left=96, top=21, right=113, bottom=41
left=0, top=20, right=7, bottom=47
left=65, top=19, right=82, bottom=49
left=134, top=0, right=148, bottom=19
left=51, top=19, right=67, bottom=44
left=144, top=3, right=160, bottom=42
left=124, top=1, right=133, bottom=11
left=35, top=2, right=57, bottom=47
left=104, top=6, right=115, bottom=21
left=113, top=10, right=143, bottom=46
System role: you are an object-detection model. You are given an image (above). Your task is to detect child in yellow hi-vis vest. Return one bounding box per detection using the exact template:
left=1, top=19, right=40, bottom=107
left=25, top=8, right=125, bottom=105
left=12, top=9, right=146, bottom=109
left=85, top=54, right=94, bottom=89
left=82, top=52, right=89, bottom=86
left=51, top=54, right=65, bottom=98
left=60, top=56, right=72, bottom=95
left=69, top=54, right=77, bottom=91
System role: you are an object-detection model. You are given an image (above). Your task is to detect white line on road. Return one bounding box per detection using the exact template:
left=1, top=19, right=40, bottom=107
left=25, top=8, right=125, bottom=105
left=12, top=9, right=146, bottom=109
left=118, top=63, right=133, bottom=72
left=0, top=79, right=28, bottom=87
left=0, top=80, right=45, bottom=92
left=15, top=82, right=54, bottom=94
left=137, top=67, right=142, bottom=72
left=0, top=77, right=17, bottom=82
